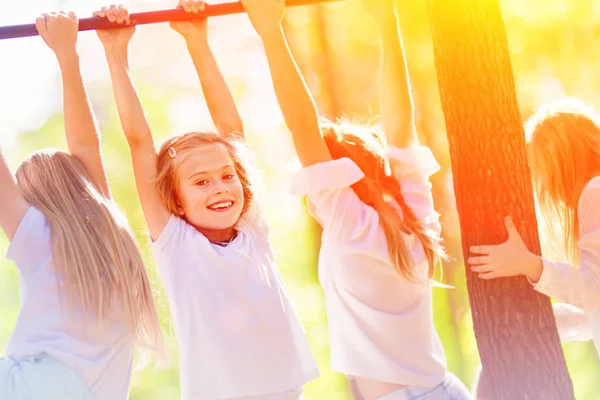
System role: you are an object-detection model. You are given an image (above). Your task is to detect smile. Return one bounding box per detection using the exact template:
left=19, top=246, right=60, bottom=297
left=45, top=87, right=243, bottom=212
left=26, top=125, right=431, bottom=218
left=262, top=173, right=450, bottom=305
left=207, top=201, right=234, bottom=211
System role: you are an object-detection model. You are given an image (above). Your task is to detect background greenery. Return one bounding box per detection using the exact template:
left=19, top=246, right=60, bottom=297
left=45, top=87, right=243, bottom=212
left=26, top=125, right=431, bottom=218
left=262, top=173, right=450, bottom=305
left=1, top=0, right=599, bottom=398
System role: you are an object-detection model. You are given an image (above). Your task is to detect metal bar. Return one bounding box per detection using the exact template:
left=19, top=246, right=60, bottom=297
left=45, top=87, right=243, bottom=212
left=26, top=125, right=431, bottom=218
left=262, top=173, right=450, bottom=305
left=0, top=0, right=342, bottom=41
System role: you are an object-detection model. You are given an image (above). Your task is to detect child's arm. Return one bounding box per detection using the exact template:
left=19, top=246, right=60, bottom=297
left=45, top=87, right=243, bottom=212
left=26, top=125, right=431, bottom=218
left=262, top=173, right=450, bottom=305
left=171, top=0, right=243, bottom=136
left=36, top=12, right=111, bottom=197
left=363, top=0, right=418, bottom=148
left=0, top=149, right=29, bottom=240
left=552, top=303, right=592, bottom=342
left=241, top=0, right=331, bottom=167
left=94, top=5, right=170, bottom=240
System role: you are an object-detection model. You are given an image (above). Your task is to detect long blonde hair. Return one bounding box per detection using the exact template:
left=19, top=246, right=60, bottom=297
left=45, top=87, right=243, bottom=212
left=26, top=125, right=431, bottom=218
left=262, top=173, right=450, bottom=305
left=322, top=120, right=442, bottom=282
left=16, top=149, right=163, bottom=354
left=526, top=98, right=600, bottom=263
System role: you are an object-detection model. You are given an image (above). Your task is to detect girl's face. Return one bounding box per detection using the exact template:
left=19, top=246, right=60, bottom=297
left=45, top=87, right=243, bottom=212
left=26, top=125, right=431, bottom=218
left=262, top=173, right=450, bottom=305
left=175, top=143, right=245, bottom=241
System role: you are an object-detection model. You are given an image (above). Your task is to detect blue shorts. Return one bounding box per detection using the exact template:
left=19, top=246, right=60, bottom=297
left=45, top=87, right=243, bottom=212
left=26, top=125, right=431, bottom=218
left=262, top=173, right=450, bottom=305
left=0, top=353, right=95, bottom=400
left=378, top=373, right=472, bottom=400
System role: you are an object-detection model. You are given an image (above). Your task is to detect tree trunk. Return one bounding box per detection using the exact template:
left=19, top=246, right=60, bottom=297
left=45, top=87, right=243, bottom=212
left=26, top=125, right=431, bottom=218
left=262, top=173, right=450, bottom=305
left=425, top=1, right=574, bottom=399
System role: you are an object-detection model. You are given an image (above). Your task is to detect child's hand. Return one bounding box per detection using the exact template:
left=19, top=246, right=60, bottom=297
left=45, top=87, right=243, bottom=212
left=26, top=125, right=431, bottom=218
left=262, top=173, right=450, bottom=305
left=468, top=216, right=543, bottom=282
left=360, top=0, right=396, bottom=27
left=35, top=11, right=79, bottom=58
left=241, top=0, right=285, bottom=38
left=93, top=5, right=135, bottom=51
left=170, top=0, right=208, bottom=42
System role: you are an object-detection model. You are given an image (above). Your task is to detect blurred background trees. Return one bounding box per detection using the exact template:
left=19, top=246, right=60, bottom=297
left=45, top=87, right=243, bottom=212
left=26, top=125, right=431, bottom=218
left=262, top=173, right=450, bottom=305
left=1, top=0, right=599, bottom=398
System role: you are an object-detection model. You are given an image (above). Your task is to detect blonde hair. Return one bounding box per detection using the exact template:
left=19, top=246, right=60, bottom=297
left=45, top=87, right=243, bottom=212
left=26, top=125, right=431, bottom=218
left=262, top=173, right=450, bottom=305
left=16, top=149, right=163, bottom=355
left=526, top=98, right=600, bottom=263
left=322, top=120, right=442, bottom=282
left=156, top=131, right=260, bottom=225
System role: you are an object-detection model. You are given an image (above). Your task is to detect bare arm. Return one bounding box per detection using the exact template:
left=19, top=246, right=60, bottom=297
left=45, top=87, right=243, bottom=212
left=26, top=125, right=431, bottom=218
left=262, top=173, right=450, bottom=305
left=58, top=52, right=111, bottom=196
left=366, top=1, right=418, bottom=147
left=242, top=0, right=330, bottom=166
left=187, top=38, right=244, bottom=136
left=262, top=29, right=331, bottom=166
left=36, top=12, right=111, bottom=197
left=105, top=48, right=170, bottom=240
left=170, top=1, right=243, bottom=136
left=96, top=7, right=170, bottom=240
left=0, top=149, right=29, bottom=241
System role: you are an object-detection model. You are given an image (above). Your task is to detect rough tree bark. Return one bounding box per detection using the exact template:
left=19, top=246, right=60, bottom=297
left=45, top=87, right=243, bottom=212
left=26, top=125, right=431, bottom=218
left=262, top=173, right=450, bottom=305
left=425, top=1, right=574, bottom=399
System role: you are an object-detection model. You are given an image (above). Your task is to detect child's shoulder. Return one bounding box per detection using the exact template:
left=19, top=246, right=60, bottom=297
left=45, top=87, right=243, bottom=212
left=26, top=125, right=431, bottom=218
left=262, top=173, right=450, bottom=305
left=6, top=206, right=52, bottom=272
left=386, top=145, right=440, bottom=180
left=582, top=176, right=600, bottom=200
left=151, top=214, right=210, bottom=254
left=578, top=176, right=600, bottom=215
left=587, top=175, right=600, bottom=188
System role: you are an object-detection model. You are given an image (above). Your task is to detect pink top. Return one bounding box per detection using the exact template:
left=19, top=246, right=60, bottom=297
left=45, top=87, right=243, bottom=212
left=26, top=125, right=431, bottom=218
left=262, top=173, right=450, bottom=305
left=291, top=145, right=447, bottom=387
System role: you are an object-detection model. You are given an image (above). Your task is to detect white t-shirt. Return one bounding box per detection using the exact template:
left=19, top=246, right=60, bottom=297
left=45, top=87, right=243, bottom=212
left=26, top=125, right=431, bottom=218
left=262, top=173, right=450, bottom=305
left=5, top=207, right=134, bottom=400
left=151, top=214, right=319, bottom=400
left=533, top=176, right=600, bottom=355
left=291, top=145, right=447, bottom=387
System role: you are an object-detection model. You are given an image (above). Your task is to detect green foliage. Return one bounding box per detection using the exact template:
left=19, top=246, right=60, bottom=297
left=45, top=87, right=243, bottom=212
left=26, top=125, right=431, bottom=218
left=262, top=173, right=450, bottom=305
left=2, top=2, right=600, bottom=398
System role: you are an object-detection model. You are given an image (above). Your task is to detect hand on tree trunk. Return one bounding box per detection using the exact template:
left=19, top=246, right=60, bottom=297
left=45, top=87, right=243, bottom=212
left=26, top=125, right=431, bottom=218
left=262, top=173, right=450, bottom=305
left=468, top=216, right=543, bottom=282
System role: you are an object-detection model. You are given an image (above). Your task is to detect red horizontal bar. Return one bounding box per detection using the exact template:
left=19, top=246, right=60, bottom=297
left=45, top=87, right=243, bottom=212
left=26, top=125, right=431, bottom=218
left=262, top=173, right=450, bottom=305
left=0, top=0, right=342, bottom=40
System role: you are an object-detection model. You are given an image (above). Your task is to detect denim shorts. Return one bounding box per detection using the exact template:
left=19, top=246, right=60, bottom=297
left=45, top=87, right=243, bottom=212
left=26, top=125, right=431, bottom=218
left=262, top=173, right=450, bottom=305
left=351, top=372, right=472, bottom=400
left=378, top=373, right=472, bottom=400
left=0, top=353, right=95, bottom=400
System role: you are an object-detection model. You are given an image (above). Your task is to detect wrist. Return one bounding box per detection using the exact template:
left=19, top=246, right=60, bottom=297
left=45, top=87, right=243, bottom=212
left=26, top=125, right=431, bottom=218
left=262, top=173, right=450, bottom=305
left=257, top=24, right=284, bottom=42
left=186, top=36, right=210, bottom=51
left=104, top=45, right=129, bottom=63
left=55, top=47, right=79, bottom=64
left=259, top=26, right=287, bottom=51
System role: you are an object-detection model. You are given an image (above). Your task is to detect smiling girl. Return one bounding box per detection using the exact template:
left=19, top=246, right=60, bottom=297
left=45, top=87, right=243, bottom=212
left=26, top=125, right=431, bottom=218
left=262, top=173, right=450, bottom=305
left=93, top=2, right=318, bottom=399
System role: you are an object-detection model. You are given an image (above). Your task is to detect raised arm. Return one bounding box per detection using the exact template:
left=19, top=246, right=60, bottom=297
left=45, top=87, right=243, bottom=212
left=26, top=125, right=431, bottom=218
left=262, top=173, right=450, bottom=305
left=0, top=148, right=29, bottom=241
left=241, top=0, right=331, bottom=167
left=171, top=0, right=243, bottom=137
left=36, top=12, right=111, bottom=197
left=363, top=0, right=418, bottom=148
left=94, top=5, right=170, bottom=239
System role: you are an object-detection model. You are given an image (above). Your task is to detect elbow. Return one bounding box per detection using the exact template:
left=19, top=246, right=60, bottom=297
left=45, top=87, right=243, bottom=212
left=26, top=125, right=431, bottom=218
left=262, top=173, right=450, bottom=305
left=122, top=127, right=149, bottom=150
left=71, top=137, right=101, bottom=153
left=385, top=122, right=418, bottom=148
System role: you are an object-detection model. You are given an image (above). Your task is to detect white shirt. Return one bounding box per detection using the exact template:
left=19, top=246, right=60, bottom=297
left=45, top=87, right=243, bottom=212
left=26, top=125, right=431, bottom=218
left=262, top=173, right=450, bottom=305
left=151, top=214, right=319, bottom=400
left=291, top=146, right=447, bottom=387
left=5, top=207, right=134, bottom=400
left=552, top=303, right=591, bottom=342
left=533, top=176, right=600, bottom=354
